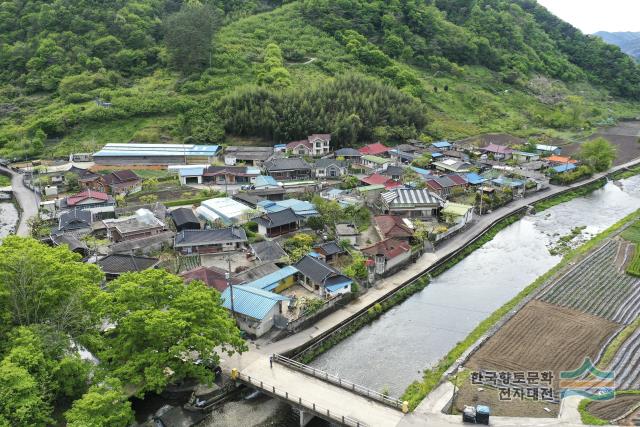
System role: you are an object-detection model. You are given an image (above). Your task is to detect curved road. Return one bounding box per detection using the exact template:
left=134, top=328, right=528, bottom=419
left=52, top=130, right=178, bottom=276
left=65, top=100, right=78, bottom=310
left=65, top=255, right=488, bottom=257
left=0, top=166, right=39, bottom=237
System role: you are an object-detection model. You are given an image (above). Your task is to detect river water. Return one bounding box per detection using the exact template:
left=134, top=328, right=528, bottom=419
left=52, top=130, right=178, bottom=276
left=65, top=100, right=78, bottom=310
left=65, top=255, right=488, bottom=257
left=309, top=177, right=640, bottom=397
left=0, top=201, right=19, bottom=239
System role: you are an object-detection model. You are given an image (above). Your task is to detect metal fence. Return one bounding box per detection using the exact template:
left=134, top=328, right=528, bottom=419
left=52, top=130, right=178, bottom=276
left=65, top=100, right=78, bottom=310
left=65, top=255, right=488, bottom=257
left=272, top=354, right=404, bottom=410
left=236, top=371, right=369, bottom=427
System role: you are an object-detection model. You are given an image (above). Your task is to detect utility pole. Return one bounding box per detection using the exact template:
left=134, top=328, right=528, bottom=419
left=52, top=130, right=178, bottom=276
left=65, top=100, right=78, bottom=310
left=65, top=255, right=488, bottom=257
left=226, top=255, right=236, bottom=324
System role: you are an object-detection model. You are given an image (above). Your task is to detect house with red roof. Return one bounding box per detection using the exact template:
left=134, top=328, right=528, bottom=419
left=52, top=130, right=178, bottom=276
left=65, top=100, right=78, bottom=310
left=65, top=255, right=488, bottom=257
left=362, top=238, right=412, bottom=277
left=180, top=266, right=242, bottom=293
left=286, top=134, right=331, bottom=157
left=425, top=174, right=468, bottom=197
left=360, top=173, right=402, bottom=190
left=373, top=215, right=414, bottom=242
left=59, top=190, right=115, bottom=211
left=359, top=142, right=390, bottom=156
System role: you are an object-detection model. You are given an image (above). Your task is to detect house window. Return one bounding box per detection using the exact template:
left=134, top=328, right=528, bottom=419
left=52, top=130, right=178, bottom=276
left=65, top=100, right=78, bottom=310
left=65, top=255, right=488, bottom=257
left=329, top=169, right=337, bottom=177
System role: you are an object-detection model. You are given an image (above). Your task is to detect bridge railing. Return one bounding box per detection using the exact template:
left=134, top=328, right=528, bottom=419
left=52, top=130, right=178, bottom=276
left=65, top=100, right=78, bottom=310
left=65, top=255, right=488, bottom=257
left=272, top=354, right=404, bottom=410
left=236, top=370, right=369, bottom=427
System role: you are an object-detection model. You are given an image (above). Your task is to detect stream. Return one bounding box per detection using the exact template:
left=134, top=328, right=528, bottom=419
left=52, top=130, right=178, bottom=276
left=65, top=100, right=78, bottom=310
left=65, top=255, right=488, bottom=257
left=308, top=176, right=640, bottom=397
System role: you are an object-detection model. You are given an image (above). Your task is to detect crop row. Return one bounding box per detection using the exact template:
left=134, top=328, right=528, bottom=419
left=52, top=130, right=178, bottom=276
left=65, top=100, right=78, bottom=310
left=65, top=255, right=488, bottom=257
left=608, top=327, right=640, bottom=390
left=539, top=241, right=640, bottom=324
left=625, top=248, right=640, bottom=277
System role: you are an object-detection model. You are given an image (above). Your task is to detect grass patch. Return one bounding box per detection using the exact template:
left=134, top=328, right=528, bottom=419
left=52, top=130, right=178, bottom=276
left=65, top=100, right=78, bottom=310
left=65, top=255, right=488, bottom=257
left=533, top=178, right=607, bottom=212
left=610, top=164, right=640, bottom=180
left=164, top=196, right=212, bottom=208
left=579, top=390, right=640, bottom=425
left=621, top=220, right=640, bottom=244
left=598, top=318, right=640, bottom=369
left=401, top=208, right=640, bottom=411
left=0, top=175, right=11, bottom=186
left=625, top=249, right=640, bottom=277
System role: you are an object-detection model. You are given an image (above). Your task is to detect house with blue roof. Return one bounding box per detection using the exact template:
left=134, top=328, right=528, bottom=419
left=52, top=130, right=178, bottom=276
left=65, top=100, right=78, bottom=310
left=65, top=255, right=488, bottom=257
left=221, top=285, right=290, bottom=337
left=551, top=163, right=577, bottom=173
left=242, top=266, right=299, bottom=293
left=465, top=172, right=487, bottom=186
left=257, top=199, right=319, bottom=218
left=253, top=175, right=280, bottom=189
left=431, top=141, right=452, bottom=150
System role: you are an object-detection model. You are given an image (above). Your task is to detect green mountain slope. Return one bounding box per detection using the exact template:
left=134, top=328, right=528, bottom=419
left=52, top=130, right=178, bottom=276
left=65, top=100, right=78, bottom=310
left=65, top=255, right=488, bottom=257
left=595, top=31, right=640, bottom=62
left=0, top=0, right=639, bottom=159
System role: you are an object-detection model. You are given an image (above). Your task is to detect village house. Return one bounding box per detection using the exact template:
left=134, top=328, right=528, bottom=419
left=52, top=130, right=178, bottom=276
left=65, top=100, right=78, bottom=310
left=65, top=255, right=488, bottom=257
left=425, top=174, right=468, bottom=197
left=70, top=167, right=101, bottom=190
left=380, top=165, right=405, bottom=181
left=168, top=208, right=201, bottom=232
left=313, top=158, right=347, bottom=178
left=174, top=227, right=248, bottom=255
left=334, top=148, right=362, bottom=163
left=103, top=209, right=165, bottom=242
left=360, top=173, right=400, bottom=190
left=221, top=285, right=290, bottom=338
left=294, top=254, right=353, bottom=298
left=431, top=141, right=452, bottom=151
left=58, top=190, right=116, bottom=217
left=442, top=202, right=474, bottom=226
left=360, top=155, right=391, bottom=171
left=242, top=265, right=299, bottom=293
left=388, top=148, right=418, bottom=164
left=373, top=215, right=414, bottom=242
left=97, top=254, right=160, bottom=280
left=536, top=144, right=562, bottom=156
left=48, top=233, right=90, bottom=258
left=93, top=144, right=220, bottom=166
left=512, top=151, right=541, bottom=163
left=224, top=146, right=274, bottom=166
left=258, top=198, right=318, bottom=218
left=256, top=208, right=303, bottom=237
left=359, top=143, right=390, bottom=156
left=264, top=158, right=312, bottom=181
left=177, top=165, right=260, bottom=186
left=381, top=188, right=444, bottom=218
left=362, top=238, right=412, bottom=277
left=286, top=134, right=331, bottom=157
left=180, top=266, right=242, bottom=293
left=250, top=240, right=288, bottom=262
left=196, top=197, right=257, bottom=225
left=57, top=209, right=93, bottom=234
left=98, top=170, right=142, bottom=195
left=312, top=241, right=346, bottom=264
left=481, top=143, right=513, bottom=160
left=336, top=223, right=360, bottom=246
left=432, top=159, right=472, bottom=174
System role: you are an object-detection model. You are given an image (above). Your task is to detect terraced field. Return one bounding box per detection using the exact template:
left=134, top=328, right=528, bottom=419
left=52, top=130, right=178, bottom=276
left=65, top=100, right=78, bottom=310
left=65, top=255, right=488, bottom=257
left=607, top=328, right=640, bottom=390
left=539, top=240, right=640, bottom=324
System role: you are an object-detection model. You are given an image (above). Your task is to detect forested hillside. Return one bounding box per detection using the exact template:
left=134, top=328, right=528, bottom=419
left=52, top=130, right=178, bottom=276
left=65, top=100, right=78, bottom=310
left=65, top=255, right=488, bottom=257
left=1, top=0, right=640, bottom=159
left=595, top=31, right=640, bottom=62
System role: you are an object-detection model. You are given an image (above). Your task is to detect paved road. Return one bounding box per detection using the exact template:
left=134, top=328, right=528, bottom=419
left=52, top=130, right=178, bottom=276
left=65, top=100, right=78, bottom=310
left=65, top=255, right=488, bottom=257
left=0, top=166, right=39, bottom=237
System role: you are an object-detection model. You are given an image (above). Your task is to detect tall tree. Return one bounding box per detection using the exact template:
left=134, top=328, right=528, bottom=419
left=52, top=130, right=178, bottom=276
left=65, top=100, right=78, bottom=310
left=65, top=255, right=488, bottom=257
left=64, top=378, right=134, bottom=427
left=99, top=269, right=246, bottom=394
left=164, top=3, right=220, bottom=74
left=578, top=137, right=617, bottom=172
left=0, top=237, right=103, bottom=340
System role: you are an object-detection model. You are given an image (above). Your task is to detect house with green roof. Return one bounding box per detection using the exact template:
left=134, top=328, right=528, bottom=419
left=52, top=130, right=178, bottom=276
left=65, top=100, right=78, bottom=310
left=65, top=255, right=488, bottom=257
left=360, top=155, right=391, bottom=170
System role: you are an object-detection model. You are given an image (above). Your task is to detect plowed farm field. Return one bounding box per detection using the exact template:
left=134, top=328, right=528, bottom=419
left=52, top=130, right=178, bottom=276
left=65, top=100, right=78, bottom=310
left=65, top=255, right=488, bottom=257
left=467, top=300, right=620, bottom=388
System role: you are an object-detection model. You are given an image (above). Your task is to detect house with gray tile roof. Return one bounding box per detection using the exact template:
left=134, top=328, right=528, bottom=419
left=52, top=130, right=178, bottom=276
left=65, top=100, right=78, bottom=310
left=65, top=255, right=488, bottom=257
left=174, top=227, right=248, bottom=254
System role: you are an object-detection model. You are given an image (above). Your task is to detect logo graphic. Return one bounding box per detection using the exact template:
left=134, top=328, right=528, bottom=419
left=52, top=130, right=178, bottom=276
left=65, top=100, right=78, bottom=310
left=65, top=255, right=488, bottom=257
left=559, top=358, right=615, bottom=400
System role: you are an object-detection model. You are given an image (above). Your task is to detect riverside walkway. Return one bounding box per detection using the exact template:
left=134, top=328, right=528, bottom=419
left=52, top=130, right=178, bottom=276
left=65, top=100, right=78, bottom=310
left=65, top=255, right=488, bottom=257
left=0, top=165, right=39, bottom=237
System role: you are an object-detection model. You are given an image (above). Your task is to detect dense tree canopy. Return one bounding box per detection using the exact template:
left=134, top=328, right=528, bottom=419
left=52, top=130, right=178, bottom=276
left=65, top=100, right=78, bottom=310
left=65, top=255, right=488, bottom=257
left=0, top=238, right=246, bottom=425
left=218, top=73, right=427, bottom=146
left=578, top=137, right=617, bottom=172
left=99, top=269, right=247, bottom=395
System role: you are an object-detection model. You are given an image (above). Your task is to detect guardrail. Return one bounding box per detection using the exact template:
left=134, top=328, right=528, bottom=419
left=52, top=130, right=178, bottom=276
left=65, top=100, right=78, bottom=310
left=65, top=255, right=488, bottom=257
left=272, top=354, right=404, bottom=410
left=235, top=371, right=369, bottom=427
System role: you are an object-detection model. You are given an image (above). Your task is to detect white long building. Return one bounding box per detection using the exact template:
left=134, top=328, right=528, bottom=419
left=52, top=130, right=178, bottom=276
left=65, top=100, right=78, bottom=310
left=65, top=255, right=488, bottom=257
left=93, top=143, right=220, bottom=165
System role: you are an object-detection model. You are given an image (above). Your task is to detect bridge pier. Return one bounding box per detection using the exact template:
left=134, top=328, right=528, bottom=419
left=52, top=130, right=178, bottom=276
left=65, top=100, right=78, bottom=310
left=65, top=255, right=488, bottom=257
left=299, top=409, right=315, bottom=426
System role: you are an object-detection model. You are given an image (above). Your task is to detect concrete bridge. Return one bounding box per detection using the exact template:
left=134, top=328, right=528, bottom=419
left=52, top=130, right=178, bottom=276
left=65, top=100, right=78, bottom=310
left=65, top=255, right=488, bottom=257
left=232, top=354, right=406, bottom=426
